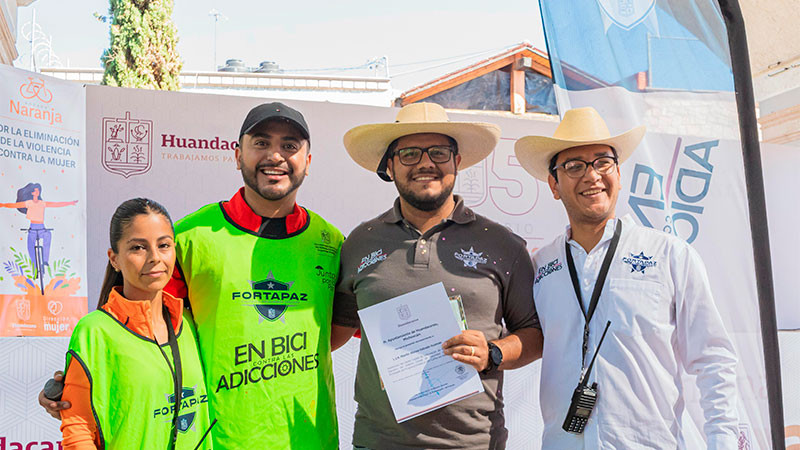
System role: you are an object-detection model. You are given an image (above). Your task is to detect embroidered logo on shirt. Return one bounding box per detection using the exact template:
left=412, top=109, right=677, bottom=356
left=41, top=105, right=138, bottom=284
left=622, top=252, right=657, bottom=273
left=454, top=247, right=488, bottom=268
left=230, top=272, right=310, bottom=322
left=534, top=258, right=563, bottom=284
left=358, top=249, right=387, bottom=273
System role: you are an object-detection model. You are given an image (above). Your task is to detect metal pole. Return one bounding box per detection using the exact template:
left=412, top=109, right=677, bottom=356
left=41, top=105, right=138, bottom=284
left=30, top=8, right=35, bottom=71
left=209, top=9, right=222, bottom=71
left=716, top=0, right=785, bottom=448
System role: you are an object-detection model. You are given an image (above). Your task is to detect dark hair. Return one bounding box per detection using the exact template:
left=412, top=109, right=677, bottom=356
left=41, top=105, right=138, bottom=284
left=548, top=147, right=618, bottom=182
left=97, top=198, right=174, bottom=308
left=15, top=182, right=43, bottom=214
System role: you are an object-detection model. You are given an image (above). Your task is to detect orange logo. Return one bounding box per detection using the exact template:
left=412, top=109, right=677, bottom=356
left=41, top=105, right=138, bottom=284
left=15, top=299, right=31, bottom=321
left=787, top=425, right=800, bottom=450
left=19, top=77, right=53, bottom=103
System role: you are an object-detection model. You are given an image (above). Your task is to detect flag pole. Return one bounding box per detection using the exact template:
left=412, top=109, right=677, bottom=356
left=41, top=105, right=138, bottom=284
left=716, top=0, right=785, bottom=448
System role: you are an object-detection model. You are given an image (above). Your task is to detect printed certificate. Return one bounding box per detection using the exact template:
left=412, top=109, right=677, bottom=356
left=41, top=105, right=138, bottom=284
left=358, top=282, right=483, bottom=422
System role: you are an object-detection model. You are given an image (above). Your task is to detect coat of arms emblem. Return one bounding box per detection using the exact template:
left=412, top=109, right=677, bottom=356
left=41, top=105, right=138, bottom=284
left=102, top=111, right=153, bottom=178
left=397, top=304, right=411, bottom=321
left=454, top=160, right=488, bottom=207
left=596, top=0, right=656, bottom=31
left=15, top=298, right=31, bottom=321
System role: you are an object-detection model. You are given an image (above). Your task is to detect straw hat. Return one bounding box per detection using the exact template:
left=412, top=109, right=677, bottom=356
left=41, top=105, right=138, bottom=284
left=514, top=107, right=646, bottom=181
left=343, top=103, right=501, bottom=179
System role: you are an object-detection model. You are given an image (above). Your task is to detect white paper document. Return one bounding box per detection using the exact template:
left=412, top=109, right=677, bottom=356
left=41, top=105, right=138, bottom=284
left=358, top=282, right=484, bottom=422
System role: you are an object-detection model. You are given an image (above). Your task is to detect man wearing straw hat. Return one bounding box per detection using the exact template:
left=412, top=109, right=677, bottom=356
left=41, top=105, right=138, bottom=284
left=331, top=102, right=543, bottom=449
left=514, top=107, right=738, bottom=448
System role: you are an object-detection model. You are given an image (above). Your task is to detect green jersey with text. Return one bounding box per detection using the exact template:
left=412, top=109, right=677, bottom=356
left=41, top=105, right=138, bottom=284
left=175, top=203, right=343, bottom=449
left=66, top=310, right=211, bottom=450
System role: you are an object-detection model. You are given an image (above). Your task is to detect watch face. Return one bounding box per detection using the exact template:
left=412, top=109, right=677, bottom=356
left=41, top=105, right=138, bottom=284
left=490, top=344, right=503, bottom=365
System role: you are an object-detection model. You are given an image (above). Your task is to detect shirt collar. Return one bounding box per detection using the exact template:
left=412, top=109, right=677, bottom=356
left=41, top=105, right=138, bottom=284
left=102, top=286, right=183, bottom=340
left=222, top=187, right=308, bottom=234
left=565, top=214, right=635, bottom=249
left=381, top=195, right=475, bottom=225
left=566, top=216, right=618, bottom=250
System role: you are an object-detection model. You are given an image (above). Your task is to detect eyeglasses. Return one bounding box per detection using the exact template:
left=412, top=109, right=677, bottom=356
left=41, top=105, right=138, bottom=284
left=392, top=145, right=455, bottom=166
left=554, top=155, right=618, bottom=178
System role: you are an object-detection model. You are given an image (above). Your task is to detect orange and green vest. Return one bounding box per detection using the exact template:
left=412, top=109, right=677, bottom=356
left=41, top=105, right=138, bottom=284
left=66, top=310, right=212, bottom=450
left=175, top=203, right=343, bottom=449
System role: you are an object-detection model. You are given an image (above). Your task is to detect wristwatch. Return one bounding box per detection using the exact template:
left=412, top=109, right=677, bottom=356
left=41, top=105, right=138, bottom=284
left=483, top=342, right=503, bottom=373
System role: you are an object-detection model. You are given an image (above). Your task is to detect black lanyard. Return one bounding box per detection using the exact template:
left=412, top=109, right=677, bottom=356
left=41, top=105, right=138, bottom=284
left=156, top=304, right=183, bottom=450
left=564, top=220, right=622, bottom=368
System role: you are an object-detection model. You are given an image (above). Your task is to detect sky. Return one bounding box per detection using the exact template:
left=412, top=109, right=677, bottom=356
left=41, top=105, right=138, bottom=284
left=13, top=0, right=547, bottom=90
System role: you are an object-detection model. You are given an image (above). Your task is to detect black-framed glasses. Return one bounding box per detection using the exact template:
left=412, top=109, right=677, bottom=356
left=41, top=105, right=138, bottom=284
left=392, top=145, right=455, bottom=166
left=554, top=155, right=618, bottom=178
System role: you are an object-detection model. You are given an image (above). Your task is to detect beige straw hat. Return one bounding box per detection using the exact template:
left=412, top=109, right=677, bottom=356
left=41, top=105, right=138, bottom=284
left=343, top=103, right=501, bottom=177
left=514, top=107, right=646, bottom=181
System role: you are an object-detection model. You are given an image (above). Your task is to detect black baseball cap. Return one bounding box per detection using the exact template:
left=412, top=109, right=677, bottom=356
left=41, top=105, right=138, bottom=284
left=239, top=102, right=310, bottom=141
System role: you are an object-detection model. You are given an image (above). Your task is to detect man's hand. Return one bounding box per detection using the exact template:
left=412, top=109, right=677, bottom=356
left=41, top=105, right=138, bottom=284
left=442, top=330, right=489, bottom=372
left=38, top=371, right=70, bottom=420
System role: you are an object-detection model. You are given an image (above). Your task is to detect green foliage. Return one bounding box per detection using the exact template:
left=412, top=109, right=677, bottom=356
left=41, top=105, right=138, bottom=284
left=101, top=0, right=182, bottom=90
left=46, top=258, right=71, bottom=279
left=9, top=246, right=35, bottom=279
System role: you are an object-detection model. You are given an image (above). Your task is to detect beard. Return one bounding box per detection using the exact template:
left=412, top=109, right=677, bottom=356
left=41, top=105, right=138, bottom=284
left=240, top=158, right=306, bottom=201
left=394, top=168, right=455, bottom=212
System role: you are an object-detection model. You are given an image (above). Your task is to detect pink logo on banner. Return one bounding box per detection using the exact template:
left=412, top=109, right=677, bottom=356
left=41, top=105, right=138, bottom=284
left=456, top=160, right=488, bottom=207
left=102, top=112, right=153, bottom=178
left=18, top=77, right=54, bottom=103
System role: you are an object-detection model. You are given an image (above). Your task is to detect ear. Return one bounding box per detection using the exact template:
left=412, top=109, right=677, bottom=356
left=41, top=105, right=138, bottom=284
left=107, top=248, right=118, bottom=272
left=548, top=174, right=561, bottom=200
left=454, top=153, right=462, bottom=167
left=305, top=152, right=312, bottom=176
left=385, top=158, right=395, bottom=181
left=234, top=141, right=242, bottom=170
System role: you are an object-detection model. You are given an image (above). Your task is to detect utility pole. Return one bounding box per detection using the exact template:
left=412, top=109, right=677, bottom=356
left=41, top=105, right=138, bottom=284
left=29, top=8, right=35, bottom=71
left=209, top=9, right=225, bottom=71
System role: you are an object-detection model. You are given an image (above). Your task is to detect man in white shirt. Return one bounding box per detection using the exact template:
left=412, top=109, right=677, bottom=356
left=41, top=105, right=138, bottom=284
left=514, top=107, right=738, bottom=449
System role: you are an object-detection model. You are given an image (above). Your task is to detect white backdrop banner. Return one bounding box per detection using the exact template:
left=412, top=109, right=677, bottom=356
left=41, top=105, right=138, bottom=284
left=82, top=84, right=558, bottom=449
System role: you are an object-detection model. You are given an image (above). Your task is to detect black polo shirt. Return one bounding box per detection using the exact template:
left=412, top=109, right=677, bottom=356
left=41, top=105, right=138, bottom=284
left=333, top=195, right=537, bottom=450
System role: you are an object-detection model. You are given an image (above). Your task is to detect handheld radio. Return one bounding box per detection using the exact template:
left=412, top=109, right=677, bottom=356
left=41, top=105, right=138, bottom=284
left=562, top=320, right=611, bottom=434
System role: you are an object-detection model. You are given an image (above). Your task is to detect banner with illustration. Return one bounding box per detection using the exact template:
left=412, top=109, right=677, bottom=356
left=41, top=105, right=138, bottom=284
left=539, top=0, right=769, bottom=447
left=0, top=65, right=87, bottom=337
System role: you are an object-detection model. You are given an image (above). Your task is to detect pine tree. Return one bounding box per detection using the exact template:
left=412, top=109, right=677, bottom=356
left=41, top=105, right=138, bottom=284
left=101, top=0, right=182, bottom=90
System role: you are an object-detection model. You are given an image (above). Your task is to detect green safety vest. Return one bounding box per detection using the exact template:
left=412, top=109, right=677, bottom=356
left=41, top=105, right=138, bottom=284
left=66, top=309, right=212, bottom=450
left=175, top=203, right=343, bottom=449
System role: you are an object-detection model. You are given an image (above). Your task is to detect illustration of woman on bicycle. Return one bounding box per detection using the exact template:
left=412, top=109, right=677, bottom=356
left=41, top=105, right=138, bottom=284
left=1, top=182, right=78, bottom=269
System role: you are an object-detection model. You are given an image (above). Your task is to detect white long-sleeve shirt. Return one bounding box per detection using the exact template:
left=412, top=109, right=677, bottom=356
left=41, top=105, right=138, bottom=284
left=532, top=215, right=738, bottom=449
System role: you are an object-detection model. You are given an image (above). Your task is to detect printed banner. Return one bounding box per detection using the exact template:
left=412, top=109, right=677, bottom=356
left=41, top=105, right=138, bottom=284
left=539, top=0, right=769, bottom=447
left=82, top=84, right=559, bottom=449
left=0, top=66, right=87, bottom=337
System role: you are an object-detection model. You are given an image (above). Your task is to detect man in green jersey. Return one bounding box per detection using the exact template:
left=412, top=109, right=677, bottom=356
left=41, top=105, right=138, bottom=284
left=41, top=103, right=344, bottom=449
